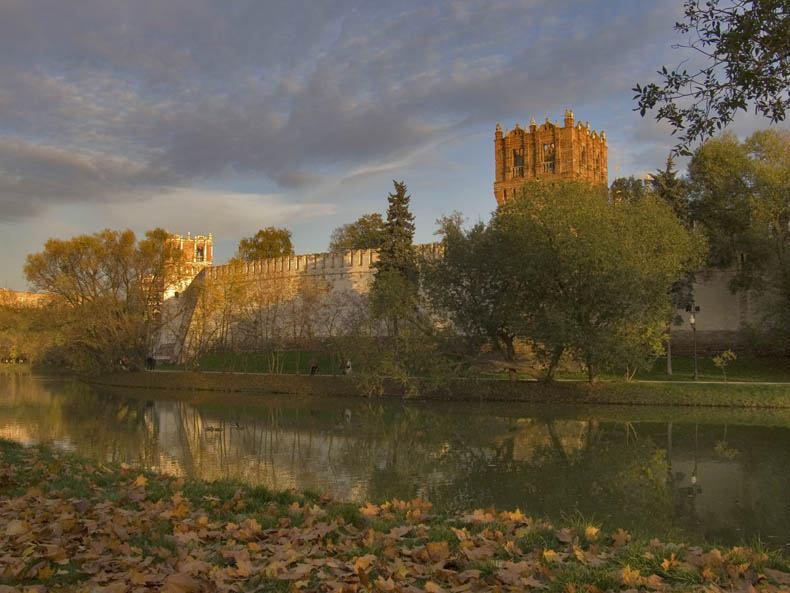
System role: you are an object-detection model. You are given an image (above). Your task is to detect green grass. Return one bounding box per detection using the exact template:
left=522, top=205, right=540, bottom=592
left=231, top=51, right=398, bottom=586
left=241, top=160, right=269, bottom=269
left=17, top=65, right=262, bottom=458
left=555, top=354, right=790, bottom=383
left=160, top=351, right=790, bottom=385
left=159, top=350, right=343, bottom=375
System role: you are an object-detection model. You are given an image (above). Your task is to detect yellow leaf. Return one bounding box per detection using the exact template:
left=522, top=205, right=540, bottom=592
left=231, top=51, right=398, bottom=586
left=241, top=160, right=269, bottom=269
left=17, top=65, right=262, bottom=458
left=502, top=508, right=526, bottom=522
left=661, top=553, right=678, bottom=571
left=37, top=565, right=54, bottom=580
left=584, top=526, right=600, bottom=541
left=543, top=549, right=558, bottom=563
left=621, top=564, right=641, bottom=587
left=197, top=515, right=209, bottom=527
left=354, top=554, right=376, bottom=573
left=132, top=474, right=148, bottom=488
left=360, top=502, right=379, bottom=517
left=426, top=541, right=450, bottom=562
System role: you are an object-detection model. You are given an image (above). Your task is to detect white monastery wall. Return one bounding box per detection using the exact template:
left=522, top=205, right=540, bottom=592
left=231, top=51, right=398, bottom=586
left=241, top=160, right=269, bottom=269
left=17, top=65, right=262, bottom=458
left=154, top=244, right=767, bottom=361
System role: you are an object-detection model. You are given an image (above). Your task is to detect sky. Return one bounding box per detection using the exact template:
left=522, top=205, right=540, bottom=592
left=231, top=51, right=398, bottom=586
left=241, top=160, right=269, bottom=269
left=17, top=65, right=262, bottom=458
left=0, top=0, right=782, bottom=290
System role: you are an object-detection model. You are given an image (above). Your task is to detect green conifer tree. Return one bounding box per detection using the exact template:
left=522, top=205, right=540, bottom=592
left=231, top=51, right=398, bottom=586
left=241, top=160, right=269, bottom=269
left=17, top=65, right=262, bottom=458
left=371, top=180, right=418, bottom=336
left=649, top=154, right=690, bottom=223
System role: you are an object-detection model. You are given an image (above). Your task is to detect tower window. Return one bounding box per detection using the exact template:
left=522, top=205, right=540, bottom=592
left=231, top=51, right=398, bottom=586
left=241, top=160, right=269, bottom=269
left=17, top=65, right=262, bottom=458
left=512, top=148, right=524, bottom=177
left=543, top=143, right=556, bottom=173
left=196, top=247, right=204, bottom=262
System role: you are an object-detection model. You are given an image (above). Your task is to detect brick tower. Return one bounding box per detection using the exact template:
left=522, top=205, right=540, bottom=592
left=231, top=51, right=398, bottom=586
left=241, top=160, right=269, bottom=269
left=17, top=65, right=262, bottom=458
left=163, top=232, right=213, bottom=299
left=493, top=110, right=608, bottom=205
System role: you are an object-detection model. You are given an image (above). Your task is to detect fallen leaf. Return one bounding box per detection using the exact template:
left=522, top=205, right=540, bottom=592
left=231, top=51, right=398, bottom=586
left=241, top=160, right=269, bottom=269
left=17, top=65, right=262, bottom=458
left=360, top=502, right=379, bottom=517
left=621, top=565, right=641, bottom=587
left=425, top=582, right=448, bottom=593
left=375, top=576, right=397, bottom=592
left=612, top=529, right=631, bottom=547
left=764, top=567, right=790, bottom=585
left=5, top=520, right=28, bottom=536
left=584, top=526, right=600, bottom=541
left=556, top=528, right=575, bottom=543
left=161, top=572, right=202, bottom=593
left=132, top=474, right=147, bottom=488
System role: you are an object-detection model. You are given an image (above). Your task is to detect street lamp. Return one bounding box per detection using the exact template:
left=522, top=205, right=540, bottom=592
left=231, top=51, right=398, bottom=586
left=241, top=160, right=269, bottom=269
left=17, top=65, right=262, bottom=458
left=687, top=304, right=700, bottom=380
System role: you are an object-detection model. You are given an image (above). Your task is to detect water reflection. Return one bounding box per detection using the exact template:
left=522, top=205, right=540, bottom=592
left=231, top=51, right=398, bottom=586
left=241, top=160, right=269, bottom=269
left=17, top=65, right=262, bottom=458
left=1, top=373, right=790, bottom=548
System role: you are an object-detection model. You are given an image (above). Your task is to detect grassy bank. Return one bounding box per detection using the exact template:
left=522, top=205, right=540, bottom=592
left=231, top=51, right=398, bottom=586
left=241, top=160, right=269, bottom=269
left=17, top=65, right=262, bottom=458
left=559, top=355, right=790, bottom=383
left=1, top=439, right=789, bottom=593
left=85, top=369, right=790, bottom=408
left=167, top=352, right=790, bottom=382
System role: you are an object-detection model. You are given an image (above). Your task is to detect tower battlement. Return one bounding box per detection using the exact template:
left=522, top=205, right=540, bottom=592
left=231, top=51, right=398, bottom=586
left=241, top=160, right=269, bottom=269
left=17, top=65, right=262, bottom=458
left=494, top=109, right=608, bottom=205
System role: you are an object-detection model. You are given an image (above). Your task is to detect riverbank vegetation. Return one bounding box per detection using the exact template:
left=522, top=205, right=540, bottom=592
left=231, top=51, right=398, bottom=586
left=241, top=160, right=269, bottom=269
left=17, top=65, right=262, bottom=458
left=6, top=130, right=790, bottom=390
left=1, top=438, right=789, bottom=592
left=8, top=229, right=187, bottom=372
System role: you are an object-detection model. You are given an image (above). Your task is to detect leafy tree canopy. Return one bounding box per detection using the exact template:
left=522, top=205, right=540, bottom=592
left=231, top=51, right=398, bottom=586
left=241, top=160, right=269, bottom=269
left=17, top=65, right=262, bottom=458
left=237, top=227, right=294, bottom=262
left=426, top=182, right=705, bottom=381
left=610, top=176, right=649, bottom=203
left=23, top=228, right=187, bottom=370
left=634, top=0, right=790, bottom=154
left=328, top=213, right=386, bottom=253
left=688, top=129, right=790, bottom=284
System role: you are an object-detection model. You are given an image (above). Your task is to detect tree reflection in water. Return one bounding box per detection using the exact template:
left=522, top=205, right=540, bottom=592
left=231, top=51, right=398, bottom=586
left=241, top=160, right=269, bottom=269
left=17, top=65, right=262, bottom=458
left=2, top=374, right=790, bottom=548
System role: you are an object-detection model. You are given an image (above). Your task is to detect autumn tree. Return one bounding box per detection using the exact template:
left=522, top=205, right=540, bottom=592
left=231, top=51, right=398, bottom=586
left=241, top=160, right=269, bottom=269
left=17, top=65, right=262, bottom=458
left=24, top=228, right=186, bottom=370
left=328, top=213, right=386, bottom=253
left=236, top=227, right=294, bottom=261
left=634, top=0, right=790, bottom=154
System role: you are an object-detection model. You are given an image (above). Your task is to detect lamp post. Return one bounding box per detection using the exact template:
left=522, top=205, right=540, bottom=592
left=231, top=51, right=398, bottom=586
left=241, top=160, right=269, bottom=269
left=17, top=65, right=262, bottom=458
left=688, top=304, right=700, bottom=380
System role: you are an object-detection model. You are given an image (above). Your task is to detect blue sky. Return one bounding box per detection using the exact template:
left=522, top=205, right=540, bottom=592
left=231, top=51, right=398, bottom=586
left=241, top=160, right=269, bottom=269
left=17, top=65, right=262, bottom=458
left=0, top=0, right=782, bottom=290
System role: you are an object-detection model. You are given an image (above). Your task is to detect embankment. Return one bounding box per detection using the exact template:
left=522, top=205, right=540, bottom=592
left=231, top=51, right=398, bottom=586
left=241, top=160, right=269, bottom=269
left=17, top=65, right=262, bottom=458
left=83, top=370, right=790, bottom=407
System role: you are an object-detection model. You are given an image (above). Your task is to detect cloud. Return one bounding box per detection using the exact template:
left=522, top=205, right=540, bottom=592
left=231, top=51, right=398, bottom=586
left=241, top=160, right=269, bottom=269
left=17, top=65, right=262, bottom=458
left=0, top=137, right=180, bottom=220
left=94, top=188, right=336, bottom=239
left=0, top=0, right=686, bottom=221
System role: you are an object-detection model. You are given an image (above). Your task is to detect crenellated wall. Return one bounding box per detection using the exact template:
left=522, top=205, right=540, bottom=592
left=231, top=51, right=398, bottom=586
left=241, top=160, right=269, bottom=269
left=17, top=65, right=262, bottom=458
left=153, top=244, right=443, bottom=361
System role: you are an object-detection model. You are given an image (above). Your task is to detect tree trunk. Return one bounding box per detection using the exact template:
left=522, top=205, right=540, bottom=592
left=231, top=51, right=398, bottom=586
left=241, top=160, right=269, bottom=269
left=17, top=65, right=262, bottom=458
left=586, top=360, right=598, bottom=384
left=666, top=325, right=673, bottom=376
left=543, top=346, right=564, bottom=382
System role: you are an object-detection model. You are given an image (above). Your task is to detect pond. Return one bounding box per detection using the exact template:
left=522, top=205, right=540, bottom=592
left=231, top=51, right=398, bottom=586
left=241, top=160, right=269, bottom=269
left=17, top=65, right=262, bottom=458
left=2, top=373, right=790, bottom=550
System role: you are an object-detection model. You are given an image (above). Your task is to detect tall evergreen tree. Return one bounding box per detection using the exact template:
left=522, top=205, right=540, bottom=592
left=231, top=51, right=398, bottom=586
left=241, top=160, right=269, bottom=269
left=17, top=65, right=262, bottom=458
left=371, top=180, right=418, bottom=336
left=376, top=180, right=416, bottom=278
left=649, top=154, right=690, bottom=223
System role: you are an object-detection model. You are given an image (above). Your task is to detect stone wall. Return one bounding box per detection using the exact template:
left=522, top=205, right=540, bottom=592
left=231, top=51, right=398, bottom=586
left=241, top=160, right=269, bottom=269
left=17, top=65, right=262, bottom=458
left=153, top=243, right=768, bottom=362
left=153, top=244, right=443, bottom=361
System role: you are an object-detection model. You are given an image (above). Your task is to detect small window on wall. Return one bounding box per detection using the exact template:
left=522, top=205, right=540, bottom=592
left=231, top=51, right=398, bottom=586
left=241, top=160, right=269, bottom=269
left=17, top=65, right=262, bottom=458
left=512, top=148, right=525, bottom=177
left=581, top=147, right=587, bottom=166
left=543, top=143, right=555, bottom=173
left=196, top=247, right=204, bottom=262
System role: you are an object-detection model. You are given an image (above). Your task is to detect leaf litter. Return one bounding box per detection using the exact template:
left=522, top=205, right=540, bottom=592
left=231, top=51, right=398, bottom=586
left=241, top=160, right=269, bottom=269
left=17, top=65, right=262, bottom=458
left=0, top=442, right=789, bottom=592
